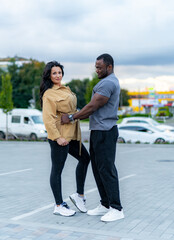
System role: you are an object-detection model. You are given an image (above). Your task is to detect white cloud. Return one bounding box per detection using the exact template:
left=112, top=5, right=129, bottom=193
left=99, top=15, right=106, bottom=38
left=59, top=62, right=174, bottom=92
left=0, top=0, right=174, bottom=90
left=119, top=75, right=174, bottom=92
left=0, top=0, right=174, bottom=63
left=116, top=64, right=174, bottom=91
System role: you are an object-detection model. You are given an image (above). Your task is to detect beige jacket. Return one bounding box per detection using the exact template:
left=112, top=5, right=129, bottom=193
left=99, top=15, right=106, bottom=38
left=42, top=84, right=81, bottom=142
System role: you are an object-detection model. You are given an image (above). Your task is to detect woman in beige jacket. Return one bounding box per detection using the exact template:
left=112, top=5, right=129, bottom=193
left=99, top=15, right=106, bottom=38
left=40, top=61, right=90, bottom=217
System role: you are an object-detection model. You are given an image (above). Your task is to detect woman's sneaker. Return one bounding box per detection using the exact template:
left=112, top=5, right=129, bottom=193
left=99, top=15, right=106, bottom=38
left=69, top=193, right=87, bottom=213
left=87, top=203, right=109, bottom=216
left=53, top=202, right=76, bottom=217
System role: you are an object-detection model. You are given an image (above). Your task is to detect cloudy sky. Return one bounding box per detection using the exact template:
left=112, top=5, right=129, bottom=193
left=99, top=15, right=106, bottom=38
left=0, top=0, right=174, bottom=91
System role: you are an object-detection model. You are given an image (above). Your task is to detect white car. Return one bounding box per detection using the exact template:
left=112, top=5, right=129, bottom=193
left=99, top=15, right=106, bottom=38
left=121, top=117, right=174, bottom=133
left=0, top=108, right=47, bottom=140
left=118, top=123, right=174, bottom=144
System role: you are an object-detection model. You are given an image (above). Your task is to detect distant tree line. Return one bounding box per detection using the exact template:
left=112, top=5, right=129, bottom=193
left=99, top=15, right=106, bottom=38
left=0, top=58, right=129, bottom=110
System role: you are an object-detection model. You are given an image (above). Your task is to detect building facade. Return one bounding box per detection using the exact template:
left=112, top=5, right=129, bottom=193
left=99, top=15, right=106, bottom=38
left=128, top=89, right=174, bottom=113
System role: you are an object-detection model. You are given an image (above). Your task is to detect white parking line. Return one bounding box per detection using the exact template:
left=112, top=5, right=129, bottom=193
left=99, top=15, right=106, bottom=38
left=120, top=174, right=136, bottom=181
left=0, top=168, right=32, bottom=176
left=82, top=174, right=136, bottom=194
left=11, top=174, right=136, bottom=221
left=11, top=203, right=55, bottom=221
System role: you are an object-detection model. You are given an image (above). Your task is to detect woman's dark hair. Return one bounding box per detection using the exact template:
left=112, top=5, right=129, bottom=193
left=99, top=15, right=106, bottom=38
left=40, top=61, right=64, bottom=107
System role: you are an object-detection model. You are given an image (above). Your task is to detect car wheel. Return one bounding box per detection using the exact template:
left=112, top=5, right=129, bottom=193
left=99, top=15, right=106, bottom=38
left=30, top=133, right=37, bottom=141
left=117, top=137, right=125, bottom=143
left=155, top=138, right=165, bottom=144
left=0, top=131, right=5, bottom=139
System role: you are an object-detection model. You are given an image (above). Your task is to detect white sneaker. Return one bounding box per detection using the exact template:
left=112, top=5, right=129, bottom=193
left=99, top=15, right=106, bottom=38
left=101, top=208, right=124, bottom=222
left=69, top=193, right=87, bottom=213
left=87, top=203, right=109, bottom=216
left=53, top=202, right=76, bottom=217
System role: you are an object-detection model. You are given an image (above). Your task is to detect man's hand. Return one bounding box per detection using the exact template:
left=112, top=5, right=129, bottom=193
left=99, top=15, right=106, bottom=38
left=61, top=114, right=70, bottom=124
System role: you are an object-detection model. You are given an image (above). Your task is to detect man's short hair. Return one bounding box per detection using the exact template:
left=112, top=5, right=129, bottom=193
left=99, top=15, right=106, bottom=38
left=97, top=53, right=114, bottom=67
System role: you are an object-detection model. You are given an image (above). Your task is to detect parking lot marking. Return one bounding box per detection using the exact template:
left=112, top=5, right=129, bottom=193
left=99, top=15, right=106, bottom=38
left=0, top=168, right=32, bottom=176
left=11, top=203, right=55, bottom=221
left=11, top=200, right=68, bottom=221
left=11, top=174, right=136, bottom=221
left=120, top=174, right=136, bottom=180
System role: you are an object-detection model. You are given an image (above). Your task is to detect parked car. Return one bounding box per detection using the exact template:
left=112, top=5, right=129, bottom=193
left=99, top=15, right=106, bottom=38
left=121, top=117, right=174, bottom=133
left=117, top=123, right=174, bottom=144
left=156, top=106, right=173, bottom=118
left=0, top=108, right=47, bottom=140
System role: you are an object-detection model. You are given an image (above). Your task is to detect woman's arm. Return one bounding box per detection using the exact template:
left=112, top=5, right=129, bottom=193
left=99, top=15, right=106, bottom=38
left=43, top=95, right=68, bottom=145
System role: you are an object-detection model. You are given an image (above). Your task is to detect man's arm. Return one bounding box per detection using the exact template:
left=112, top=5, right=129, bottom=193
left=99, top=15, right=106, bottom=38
left=61, top=93, right=109, bottom=124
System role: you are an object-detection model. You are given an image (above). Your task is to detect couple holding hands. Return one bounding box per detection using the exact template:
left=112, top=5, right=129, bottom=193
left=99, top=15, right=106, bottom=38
left=40, top=53, right=124, bottom=222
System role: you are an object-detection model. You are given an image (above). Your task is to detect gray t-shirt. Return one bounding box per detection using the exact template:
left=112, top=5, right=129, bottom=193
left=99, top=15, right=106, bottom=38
left=89, top=73, right=120, bottom=131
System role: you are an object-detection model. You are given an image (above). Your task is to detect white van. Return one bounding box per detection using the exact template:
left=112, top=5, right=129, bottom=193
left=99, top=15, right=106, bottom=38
left=0, top=108, right=47, bottom=140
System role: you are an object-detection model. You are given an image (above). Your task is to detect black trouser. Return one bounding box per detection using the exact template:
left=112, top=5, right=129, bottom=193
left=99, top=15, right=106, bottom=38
left=90, top=125, right=122, bottom=210
left=48, top=140, right=90, bottom=205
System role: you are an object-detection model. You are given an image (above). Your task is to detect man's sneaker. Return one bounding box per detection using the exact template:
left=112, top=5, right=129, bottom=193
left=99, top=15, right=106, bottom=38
left=87, top=203, right=109, bottom=216
left=69, top=193, right=87, bottom=213
left=101, top=208, right=124, bottom=222
left=53, top=202, right=76, bottom=217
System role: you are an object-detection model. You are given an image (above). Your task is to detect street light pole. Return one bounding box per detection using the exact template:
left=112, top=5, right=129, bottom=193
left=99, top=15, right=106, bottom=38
left=138, top=88, right=141, bottom=113
left=32, top=86, right=39, bottom=109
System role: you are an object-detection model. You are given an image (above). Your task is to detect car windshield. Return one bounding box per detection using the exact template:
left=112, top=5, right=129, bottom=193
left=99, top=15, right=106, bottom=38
left=31, top=115, right=43, bottom=124
left=148, top=126, right=164, bottom=132
left=149, top=119, right=160, bottom=126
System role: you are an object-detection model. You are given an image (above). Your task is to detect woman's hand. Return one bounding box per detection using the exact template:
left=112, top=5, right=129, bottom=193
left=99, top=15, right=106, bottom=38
left=56, top=138, right=69, bottom=146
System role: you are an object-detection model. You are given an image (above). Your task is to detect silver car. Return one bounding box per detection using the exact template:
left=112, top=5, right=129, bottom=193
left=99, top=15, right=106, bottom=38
left=118, top=123, right=174, bottom=144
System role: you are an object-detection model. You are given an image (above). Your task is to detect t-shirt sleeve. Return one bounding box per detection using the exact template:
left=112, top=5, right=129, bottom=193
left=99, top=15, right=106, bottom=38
left=95, top=81, right=114, bottom=98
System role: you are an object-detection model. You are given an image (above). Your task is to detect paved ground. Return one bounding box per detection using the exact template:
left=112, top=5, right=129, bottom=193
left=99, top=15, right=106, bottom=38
left=0, top=140, right=174, bottom=240
left=164, top=117, right=174, bottom=127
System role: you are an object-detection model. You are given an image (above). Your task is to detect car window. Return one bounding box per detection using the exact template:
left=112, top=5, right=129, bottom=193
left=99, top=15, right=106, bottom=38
left=127, top=120, right=140, bottom=123
left=140, top=121, right=148, bottom=124
left=136, top=127, right=147, bottom=132
left=149, top=119, right=159, bottom=126
left=119, top=126, right=137, bottom=131
left=136, top=127, right=154, bottom=133
left=31, top=115, right=43, bottom=124
left=11, top=115, right=21, bottom=123
left=119, top=126, right=154, bottom=133
left=159, top=108, right=167, bottom=111
left=127, top=120, right=150, bottom=124
left=24, top=117, right=30, bottom=124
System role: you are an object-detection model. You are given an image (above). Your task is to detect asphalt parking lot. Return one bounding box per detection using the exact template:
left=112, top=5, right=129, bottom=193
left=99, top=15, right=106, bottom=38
left=0, top=141, right=174, bottom=240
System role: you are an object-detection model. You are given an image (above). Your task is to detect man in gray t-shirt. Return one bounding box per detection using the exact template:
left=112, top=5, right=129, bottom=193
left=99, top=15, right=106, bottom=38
left=61, top=53, right=124, bottom=222
left=90, top=72, right=120, bottom=130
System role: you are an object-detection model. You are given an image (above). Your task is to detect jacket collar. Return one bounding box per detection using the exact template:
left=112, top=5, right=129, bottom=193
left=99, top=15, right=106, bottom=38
left=52, top=84, right=66, bottom=90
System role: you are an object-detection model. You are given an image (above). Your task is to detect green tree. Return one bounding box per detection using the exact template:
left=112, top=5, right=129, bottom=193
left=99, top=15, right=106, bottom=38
left=119, top=89, right=130, bottom=107
left=17, top=60, right=45, bottom=109
left=0, top=68, right=5, bottom=92
left=85, top=73, right=99, bottom=103
left=0, top=74, right=13, bottom=140
left=66, top=78, right=90, bottom=109
left=85, top=74, right=130, bottom=108
left=7, top=59, right=20, bottom=108
left=1, top=58, right=45, bottom=110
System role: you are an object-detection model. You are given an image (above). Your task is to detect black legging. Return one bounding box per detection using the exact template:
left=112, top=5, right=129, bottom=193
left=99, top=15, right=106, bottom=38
left=48, top=139, right=90, bottom=205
